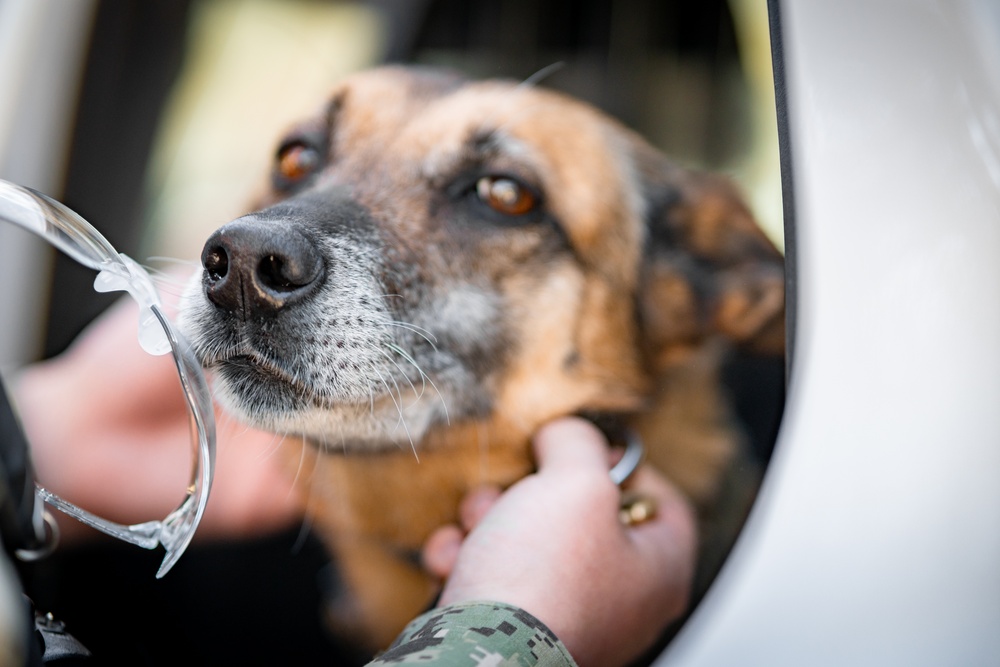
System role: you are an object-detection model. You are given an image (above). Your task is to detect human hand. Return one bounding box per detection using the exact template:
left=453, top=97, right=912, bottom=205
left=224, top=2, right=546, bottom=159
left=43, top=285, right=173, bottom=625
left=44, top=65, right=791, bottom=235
left=422, top=417, right=697, bottom=667
left=12, top=292, right=303, bottom=543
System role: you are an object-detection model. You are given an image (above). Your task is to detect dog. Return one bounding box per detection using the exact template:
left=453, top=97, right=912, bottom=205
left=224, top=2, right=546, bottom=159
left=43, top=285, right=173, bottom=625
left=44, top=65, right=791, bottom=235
left=179, top=65, right=784, bottom=651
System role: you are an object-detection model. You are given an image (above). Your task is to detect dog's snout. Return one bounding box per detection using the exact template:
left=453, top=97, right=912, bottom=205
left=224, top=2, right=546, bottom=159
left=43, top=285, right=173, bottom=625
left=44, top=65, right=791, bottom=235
left=201, top=219, right=324, bottom=315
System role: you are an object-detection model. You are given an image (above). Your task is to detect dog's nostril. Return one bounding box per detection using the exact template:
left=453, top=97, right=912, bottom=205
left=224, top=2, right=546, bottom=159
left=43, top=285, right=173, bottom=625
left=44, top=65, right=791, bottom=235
left=204, top=246, right=229, bottom=281
left=257, top=252, right=321, bottom=293
left=259, top=254, right=292, bottom=291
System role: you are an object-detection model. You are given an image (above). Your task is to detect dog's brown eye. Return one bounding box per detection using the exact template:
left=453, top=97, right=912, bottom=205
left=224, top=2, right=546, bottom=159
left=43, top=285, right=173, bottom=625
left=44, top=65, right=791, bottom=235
left=277, top=142, right=320, bottom=182
left=476, top=176, right=537, bottom=216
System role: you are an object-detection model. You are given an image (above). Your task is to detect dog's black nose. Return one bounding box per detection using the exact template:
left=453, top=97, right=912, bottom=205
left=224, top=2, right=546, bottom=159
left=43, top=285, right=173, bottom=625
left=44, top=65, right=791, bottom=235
left=201, top=218, right=324, bottom=315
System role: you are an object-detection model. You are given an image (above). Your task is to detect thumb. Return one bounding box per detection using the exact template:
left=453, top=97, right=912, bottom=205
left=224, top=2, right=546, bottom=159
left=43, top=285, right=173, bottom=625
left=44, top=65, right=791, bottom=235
left=532, top=417, right=610, bottom=475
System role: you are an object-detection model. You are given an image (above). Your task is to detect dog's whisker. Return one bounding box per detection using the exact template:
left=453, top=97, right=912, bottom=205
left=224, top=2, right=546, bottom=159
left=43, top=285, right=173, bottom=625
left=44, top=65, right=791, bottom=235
left=145, top=255, right=199, bottom=268
left=146, top=272, right=189, bottom=294
left=290, top=433, right=311, bottom=497
left=370, top=365, right=406, bottom=429
left=383, top=344, right=427, bottom=399
left=386, top=320, right=439, bottom=349
left=371, top=362, right=405, bottom=420
left=142, top=259, right=199, bottom=284
left=292, top=433, right=324, bottom=556
left=518, top=61, right=566, bottom=88
left=370, top=364, right=419, bottom=463
left=377, top=347, right=423, bottom=404
left=385, top=342, right=450, bottom=426
left=145, top=272, right=178, bottom=285
left=291, top=511, right=314, bottom=555
left=367, top=381, right=376, bottom=419
left=257, top=430, right=290, bottom=464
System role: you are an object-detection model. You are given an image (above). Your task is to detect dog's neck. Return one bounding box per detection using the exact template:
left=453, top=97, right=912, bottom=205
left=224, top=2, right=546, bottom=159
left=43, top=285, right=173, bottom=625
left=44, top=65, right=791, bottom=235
left=288, top=416, right=536, bottom=549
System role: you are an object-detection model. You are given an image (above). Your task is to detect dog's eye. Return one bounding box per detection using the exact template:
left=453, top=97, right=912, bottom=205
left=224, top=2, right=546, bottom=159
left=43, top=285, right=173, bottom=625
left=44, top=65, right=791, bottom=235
left=476, top=176, right=537, bottom=216
left=276, top=142, right=321, bottom=182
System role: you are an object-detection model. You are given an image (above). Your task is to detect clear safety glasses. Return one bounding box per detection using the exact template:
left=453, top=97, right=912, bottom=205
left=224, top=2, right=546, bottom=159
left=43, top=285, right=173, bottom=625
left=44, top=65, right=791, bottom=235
left=0, top=179, right=215, bottom=577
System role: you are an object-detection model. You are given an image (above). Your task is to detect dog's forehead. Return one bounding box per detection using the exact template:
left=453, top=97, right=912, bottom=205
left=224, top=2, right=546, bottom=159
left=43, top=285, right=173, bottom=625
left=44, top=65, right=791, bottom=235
left=329, top=68, right=458, bottom=139
left=339, top=73, right=643, bottom=282
left=334, top=71, right=622, bottom=163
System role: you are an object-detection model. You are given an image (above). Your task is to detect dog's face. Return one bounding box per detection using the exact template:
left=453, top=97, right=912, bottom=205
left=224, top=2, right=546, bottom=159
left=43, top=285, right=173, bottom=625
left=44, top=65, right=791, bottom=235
left=180, top=66, right=783, bottom=451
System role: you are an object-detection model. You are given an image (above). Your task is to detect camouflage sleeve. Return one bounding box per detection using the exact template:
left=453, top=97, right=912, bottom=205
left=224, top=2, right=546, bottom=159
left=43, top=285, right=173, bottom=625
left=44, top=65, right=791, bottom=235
left=368, top=601, right=578, bottom=667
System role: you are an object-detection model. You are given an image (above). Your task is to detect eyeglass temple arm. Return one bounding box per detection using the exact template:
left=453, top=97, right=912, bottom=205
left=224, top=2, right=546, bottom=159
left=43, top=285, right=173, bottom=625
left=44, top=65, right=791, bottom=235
left=34, top=486, right=162, bottom=549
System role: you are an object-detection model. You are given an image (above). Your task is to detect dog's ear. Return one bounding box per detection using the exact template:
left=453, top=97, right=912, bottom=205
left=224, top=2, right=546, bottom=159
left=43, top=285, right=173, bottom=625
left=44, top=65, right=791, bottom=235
left=634, top=147, right=785, bottom=368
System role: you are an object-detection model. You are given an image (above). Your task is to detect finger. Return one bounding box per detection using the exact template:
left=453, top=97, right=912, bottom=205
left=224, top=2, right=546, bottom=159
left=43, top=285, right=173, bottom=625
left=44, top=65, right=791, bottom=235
left=626, top=466, right=695, bottom=529
left=63, top=298, right=187, bottom=409
left=459, top=486, right=502, bottom=531
left=202, top=431, right=304, bottom=537
left=532, top=417, right=610, bottom=475
left=422, top=524, right=464, bottom=579
left=624, top=466, right=698, bottom=577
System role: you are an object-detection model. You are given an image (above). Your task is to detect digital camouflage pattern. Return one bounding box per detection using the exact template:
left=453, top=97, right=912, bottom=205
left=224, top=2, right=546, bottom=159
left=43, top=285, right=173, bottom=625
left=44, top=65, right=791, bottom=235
left=369, top=601, right=577, bottom=667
